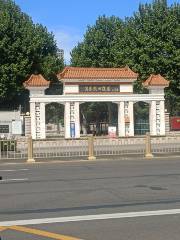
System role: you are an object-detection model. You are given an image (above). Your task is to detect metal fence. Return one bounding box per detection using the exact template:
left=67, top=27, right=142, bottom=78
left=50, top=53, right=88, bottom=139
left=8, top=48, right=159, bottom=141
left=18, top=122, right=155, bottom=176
left=0, top=139, right=28, bottom=160
left=0, top=135, right=180, bottom=162
left=151, top=136, right=180, bottom=154
left=94, top=138, right=145, bottom=156
left=33, top=139, right=88, bottom=159
left=134, top=119, right=150, bottom=135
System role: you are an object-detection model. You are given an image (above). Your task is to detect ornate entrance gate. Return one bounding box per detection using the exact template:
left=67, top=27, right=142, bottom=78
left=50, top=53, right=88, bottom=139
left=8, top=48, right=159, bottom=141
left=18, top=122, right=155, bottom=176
left=24, top=68, right=169, bottom=139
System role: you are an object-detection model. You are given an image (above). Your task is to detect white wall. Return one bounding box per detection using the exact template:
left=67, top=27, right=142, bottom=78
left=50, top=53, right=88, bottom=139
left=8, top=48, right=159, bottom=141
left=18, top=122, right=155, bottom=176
left=120, top=85, right=133, bottom=93
left=64, top=85, right=79, bottom=94
left=29, top=88, right=45, bottom=96
left=149, top=87, right=164, bottom=94
left=0, top=111, right=21, bottom=122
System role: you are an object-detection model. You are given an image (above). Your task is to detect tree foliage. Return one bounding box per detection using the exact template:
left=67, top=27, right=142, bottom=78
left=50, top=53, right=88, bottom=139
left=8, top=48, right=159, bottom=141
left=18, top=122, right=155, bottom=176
left=71, top=15, right=123, bottom=67
left=71, top=0, right=180, bottom=115
left=45, top=103, right=64, bottom=125
left=0, top=0, right=63, bottom=104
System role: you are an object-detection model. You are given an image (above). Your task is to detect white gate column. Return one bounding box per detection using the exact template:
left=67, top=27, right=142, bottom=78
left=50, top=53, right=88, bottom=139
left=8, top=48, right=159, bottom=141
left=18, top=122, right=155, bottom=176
left=118, top=102, right=125, bottom=137
left=64, top=102, right=80, bottom=139
left=150, top=101, right=157, bottom=135
left=30, top=102, right=36, bottom=139
left=64, top=102, right=71, bottom=138
left=30, top=102, right=45, bottom=139
left=40, top=102, right=46, bottom=139
left=23, top=74, right=50, bottom=139
left=129, top=101, right=134, bottom=136
left=160, top=100, right=165, bottom=135
left=74, top=102, right=80, bottom=138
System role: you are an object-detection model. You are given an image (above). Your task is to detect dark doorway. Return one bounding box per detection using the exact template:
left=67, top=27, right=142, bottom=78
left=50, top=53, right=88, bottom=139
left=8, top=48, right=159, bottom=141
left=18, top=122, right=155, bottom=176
left=80, top=102, right=118, bottom=136
left=45, top=103, right=64, bottom=138
left=134, top=101, right=150, bottom=135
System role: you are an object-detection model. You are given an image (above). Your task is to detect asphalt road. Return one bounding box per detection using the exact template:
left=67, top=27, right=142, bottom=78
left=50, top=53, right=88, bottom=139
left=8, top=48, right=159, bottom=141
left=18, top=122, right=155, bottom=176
left=1, top=157, right=180, bottom=239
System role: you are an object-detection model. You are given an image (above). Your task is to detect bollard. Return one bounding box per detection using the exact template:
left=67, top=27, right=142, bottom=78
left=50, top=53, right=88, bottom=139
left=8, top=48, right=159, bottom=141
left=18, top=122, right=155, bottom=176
left=27, top=136, right=35, bottom=163
left=145, top=132, right=154, bottom=158
left=88, top=135, right=96, bottom=160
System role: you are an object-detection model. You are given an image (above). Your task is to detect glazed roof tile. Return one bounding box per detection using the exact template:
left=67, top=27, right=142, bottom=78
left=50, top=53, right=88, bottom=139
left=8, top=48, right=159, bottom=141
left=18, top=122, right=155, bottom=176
left=58, top=66, right=138, bottom=80
left=143, top=74, right=169, bottom=87
left=24, top=74, right=50, bottom=87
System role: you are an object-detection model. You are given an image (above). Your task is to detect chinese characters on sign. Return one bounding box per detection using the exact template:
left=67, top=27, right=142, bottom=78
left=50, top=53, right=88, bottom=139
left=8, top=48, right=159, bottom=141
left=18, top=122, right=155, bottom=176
left=35, top=103, right=41, bottom=139
left=79, top=85, right=120, bottom=93
left=70, top=102, right=75, bottom=138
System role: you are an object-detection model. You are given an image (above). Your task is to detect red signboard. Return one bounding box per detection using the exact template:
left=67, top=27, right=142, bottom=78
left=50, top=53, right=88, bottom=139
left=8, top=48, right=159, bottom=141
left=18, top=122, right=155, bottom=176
left=108, top=126, right=117, bottom=138
left=170, top=117, right=180, bottom=131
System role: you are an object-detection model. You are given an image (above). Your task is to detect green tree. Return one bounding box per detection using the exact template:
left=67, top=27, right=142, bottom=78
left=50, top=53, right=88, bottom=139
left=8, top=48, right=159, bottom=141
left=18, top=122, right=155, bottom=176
left=0, top=0, right=63, bottom=106
left=71, top=0, right=180, bottom=115
left=114, top=0, right=180, bottom=114
left=71, top=15, right=123, bottom=67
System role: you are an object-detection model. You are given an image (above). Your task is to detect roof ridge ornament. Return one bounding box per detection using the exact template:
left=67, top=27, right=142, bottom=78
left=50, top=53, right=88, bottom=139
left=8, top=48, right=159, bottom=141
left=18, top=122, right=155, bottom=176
left=143, top=74, right=169, bottom=87
left=23, top=74, right=50, bottom=88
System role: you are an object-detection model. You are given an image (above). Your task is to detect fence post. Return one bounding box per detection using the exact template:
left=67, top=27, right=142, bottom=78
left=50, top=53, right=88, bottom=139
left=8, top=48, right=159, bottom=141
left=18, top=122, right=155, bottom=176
left=145, top=132, right=153, bottom=158
left=88, top=135, right=96, bottom=160
left=27, top=136, right=35, bottom=163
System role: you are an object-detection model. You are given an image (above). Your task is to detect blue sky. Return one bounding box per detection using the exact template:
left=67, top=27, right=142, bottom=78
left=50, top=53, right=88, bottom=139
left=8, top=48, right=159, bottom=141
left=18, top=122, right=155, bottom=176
left=14, top=0, right=179, bottom=63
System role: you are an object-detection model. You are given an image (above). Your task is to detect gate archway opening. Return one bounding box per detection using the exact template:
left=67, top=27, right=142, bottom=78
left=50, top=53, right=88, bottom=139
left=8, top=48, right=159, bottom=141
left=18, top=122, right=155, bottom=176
left=45, top=103, right=64, bottom=138
left=134, top=101, right=150, bottom=135
left=80, top=102, right=118, bottom=136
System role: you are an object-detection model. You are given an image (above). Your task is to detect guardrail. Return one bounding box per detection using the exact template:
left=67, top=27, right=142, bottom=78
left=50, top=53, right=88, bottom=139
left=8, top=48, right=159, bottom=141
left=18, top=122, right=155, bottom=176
left=94, top=137, right=145, bottom=157
left=0, top=139, right=28, bottom=160
left=0, top=134, right=180, bottom=162
left=33, top=138, right=88, bottom=160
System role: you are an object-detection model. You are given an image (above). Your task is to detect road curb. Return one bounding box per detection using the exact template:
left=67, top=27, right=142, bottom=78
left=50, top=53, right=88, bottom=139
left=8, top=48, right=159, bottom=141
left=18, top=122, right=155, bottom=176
left=0, top=154, right=180, bottom=166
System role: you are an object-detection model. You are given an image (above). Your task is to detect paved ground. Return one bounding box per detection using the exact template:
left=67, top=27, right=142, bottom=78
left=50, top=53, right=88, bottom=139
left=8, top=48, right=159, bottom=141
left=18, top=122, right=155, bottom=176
left=1, top=157, right=180, bottom=239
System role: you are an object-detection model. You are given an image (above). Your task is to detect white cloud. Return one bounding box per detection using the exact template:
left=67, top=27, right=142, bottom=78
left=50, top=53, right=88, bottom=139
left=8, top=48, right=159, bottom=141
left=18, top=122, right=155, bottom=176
left=52, top=27, right=83, bottom=65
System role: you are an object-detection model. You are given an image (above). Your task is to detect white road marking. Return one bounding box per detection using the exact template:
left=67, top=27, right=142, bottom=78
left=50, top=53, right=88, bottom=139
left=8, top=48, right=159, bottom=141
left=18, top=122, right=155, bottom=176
left=1, top=209, right=180, bottom=226
left=0, top=178, right=29, bottom=182
left=0, top=169, right=29, bottom=172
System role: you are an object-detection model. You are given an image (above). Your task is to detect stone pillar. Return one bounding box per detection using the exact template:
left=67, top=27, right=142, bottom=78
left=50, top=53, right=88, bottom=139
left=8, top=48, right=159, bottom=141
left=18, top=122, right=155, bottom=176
left=24, top=115, right=31, bottom=137
left=160, top=100, right=165, bottom=135
left=165, top=111, right=170, bottom=134
left=40, top=102, right=46, bottom=139
left=35, top=102, right=41, bottom=139
left=30, top=102, right=36, bottom=139
left=150, top=101, right=157, bottom=136
left=74, top=102, right=80, bottom=138
left=129, top=101, right=134, bottom=136
left=64, top=102, right=80, bottom=139
left=64, top=102, right=71, bottom=139
left=108, top=103, right=113, bottom=125
left=118, top=102, right=125, bottom=137
left=30, top=102, right=45, bottom=139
